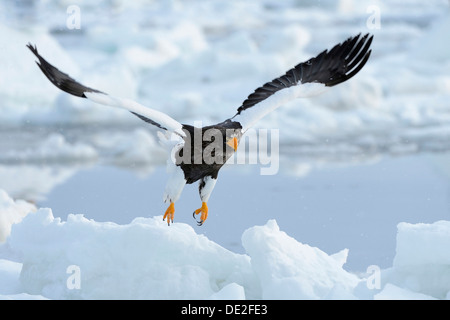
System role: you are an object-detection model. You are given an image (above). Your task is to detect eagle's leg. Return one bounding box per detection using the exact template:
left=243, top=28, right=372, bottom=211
left=163, top=202, right=175, bottom=225
left=193, top=176, right=217, bottom=226
left=163, top=167, right=186, bottom=226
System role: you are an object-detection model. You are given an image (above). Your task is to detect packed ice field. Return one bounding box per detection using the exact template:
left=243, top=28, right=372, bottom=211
left=1, top=0, right=450, bottom=299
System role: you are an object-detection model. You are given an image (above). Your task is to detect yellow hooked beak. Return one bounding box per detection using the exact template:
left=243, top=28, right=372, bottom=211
left=227, top=137, right=238, bottom=152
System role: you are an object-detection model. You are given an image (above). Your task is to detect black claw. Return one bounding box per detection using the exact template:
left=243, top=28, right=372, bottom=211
left=193, top=211, right=205, bottom=226
left=193, top=211, right=201, bottom=224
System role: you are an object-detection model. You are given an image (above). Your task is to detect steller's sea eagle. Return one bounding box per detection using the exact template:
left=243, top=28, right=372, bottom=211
left=27, top=33, right=373, bottom=226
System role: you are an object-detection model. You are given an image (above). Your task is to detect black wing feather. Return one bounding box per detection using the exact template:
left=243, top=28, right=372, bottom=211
left=236, top=33, right=373, bottom=114
left=27, top=43, right=169, bottom=130
left=26, top=43, right=103, bottom=98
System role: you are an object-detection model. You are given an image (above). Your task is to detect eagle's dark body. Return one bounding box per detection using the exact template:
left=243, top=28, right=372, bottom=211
left=179, top=120, right=242, bottom=184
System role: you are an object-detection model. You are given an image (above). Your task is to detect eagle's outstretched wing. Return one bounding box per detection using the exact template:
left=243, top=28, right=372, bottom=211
left=27, top=44, right=185, bottom=137
left=231, top=33, right=373, bottom=132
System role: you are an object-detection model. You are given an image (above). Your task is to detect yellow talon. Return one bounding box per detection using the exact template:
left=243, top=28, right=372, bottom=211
left=193, top=202, right=208, bottom=226
left=163, top=202, right=175, bottom=225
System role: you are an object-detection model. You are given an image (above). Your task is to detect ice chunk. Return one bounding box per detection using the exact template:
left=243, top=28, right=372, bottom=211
left=382, top=221, right=450, bottom=299
left=209, top=283, right=246, bottom=300
left=6, top=209, right=254, bottom=299
left=241, top=219, right=359, bottom=299
left=375, top=283, right=437, bottom=300
left=0, top=190, right=36, bottom=242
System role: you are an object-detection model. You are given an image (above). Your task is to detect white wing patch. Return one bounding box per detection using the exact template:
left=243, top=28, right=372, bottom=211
left=84, top=92, right=185, bottom=137
left=157, top=131, right=185, bottom=166
left=233, top=82, right=327, bottom=132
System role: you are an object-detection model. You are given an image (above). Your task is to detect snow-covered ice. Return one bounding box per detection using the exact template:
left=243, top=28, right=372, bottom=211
left=0, top=190, right=36, bottom=242
left=0, top=191, right=450, bottom=299
left=0, top=189, right=449, bottom=300
left=241, top=220, right=359, bottom=299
